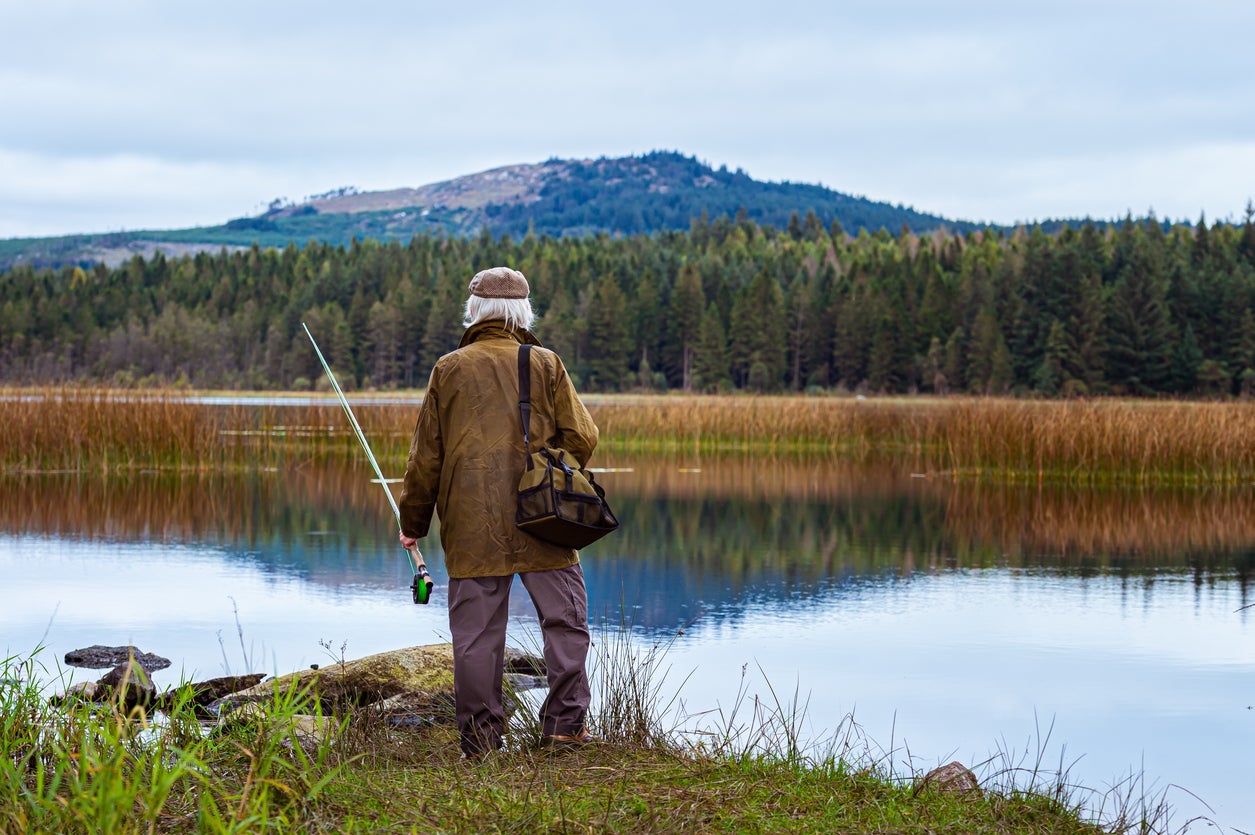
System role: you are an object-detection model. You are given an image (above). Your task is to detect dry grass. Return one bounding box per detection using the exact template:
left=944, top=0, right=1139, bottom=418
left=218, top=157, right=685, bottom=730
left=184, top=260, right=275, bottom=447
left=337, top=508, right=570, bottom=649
left=0, top=388, right=414, bottom=473
left=2, top=388, right=1254, bottom=485
left=591, top=395, right=1255, bottom=485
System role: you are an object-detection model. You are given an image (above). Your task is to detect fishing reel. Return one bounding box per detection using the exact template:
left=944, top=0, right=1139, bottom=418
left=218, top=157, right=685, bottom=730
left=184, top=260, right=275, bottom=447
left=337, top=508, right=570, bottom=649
left=410, top=566, right=434, bottom=605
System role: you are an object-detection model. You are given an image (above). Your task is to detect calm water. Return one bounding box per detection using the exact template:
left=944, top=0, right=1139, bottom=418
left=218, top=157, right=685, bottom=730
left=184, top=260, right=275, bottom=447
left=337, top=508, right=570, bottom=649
left=2, top=456, right=1252, bottom=832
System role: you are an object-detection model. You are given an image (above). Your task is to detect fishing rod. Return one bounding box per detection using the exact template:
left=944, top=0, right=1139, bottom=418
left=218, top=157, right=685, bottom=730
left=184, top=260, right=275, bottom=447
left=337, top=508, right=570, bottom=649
left=303, top=323, right=433, bottom=604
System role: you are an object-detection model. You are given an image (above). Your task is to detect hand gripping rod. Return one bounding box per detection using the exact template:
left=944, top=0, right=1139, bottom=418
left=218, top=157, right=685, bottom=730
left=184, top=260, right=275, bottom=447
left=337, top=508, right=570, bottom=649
left=302, top=323, right=433, bottom=603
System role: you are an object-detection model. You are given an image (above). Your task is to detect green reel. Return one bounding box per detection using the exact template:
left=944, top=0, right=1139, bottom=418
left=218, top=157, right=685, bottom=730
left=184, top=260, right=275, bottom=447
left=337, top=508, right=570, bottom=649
left=410, top=566, right=434, bottom=605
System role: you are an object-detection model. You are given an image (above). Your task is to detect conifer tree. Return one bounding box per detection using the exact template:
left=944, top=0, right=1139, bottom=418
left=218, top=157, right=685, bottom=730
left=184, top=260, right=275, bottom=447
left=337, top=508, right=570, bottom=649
left=585, top=278, right=632, bottom=390
left=1106, top=238, right=1173, bottom=394
left=420, top=277, right=463, bottom=373
left=633, top=271, right=661, bottom=377
left=663, top=263, right=704, bottom=390
left=692, top=303, right=730, bottom=391
left=366, top=300, right=404, bottom=387
left=785, top=272, right=813, bottom=390
left=537, top=284, right=579, bottom=372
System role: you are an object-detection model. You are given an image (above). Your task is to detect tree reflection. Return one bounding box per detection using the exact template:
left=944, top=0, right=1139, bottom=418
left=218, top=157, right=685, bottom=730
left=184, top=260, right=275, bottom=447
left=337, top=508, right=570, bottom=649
left=3, top=454, right=1252, bottom=631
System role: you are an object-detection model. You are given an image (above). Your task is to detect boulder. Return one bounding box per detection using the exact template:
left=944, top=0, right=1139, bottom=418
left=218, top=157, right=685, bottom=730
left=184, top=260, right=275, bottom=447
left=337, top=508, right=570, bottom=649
left=210, top=643, right=545, bottom=726
left=49, top=680, right=101, bottom=705
left=64, top=645, right=171, bottom=672
left=97, top=659, right=157, bottom=710
left=918, top=761, right=982, bottom=797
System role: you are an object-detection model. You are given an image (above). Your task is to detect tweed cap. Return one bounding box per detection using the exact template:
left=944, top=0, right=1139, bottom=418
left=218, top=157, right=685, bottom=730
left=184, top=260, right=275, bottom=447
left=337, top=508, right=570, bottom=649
left=468, top=266, right=529, bottom=299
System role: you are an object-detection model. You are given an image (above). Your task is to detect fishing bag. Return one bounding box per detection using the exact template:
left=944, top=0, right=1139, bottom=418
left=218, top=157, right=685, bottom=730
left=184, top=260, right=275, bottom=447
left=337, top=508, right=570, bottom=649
left=515, top=344, right=619, bottom=549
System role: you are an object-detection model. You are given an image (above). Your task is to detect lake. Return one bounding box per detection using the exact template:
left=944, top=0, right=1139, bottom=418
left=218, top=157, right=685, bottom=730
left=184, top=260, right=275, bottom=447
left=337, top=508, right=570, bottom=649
left=2, top=454, right=1252, bottom=832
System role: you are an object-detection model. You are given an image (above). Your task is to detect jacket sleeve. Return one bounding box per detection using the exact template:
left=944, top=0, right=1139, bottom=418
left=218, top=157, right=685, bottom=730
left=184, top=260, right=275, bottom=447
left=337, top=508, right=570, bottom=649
left=550, top=352, right=599, bottom=467
left=398, top=368, right=443, bottom=538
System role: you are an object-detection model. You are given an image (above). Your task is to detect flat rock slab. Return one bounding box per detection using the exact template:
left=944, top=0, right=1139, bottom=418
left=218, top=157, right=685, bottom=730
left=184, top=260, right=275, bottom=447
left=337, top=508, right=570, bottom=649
left=64, top=645, right=171, bottom=671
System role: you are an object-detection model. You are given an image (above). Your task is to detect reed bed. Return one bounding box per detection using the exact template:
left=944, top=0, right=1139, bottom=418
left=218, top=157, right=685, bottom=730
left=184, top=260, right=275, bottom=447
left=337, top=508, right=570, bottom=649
left=0, top=387, right=415, bottom=473
left=2, top=388, right=1254, bottom=484
left=591, top=395, right=1255, bottom=485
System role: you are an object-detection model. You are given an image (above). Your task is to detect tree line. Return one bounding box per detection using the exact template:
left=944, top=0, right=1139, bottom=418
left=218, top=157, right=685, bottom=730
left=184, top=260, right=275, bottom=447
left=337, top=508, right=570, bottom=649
left=2, top=208, right=1255, bottom=397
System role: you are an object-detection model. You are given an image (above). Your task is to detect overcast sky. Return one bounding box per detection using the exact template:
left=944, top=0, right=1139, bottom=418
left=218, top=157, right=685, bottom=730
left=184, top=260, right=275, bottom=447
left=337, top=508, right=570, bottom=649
left=2, top=0, right=1252, bottom=238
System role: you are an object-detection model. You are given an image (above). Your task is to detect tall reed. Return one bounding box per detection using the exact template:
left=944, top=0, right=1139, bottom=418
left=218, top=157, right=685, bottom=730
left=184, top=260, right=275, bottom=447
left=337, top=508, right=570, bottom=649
left=591, top=395, right=1255, bottom=484
left=3, top=388, right=1254, bottom=484
left=0, top=388, right=415, bottom=473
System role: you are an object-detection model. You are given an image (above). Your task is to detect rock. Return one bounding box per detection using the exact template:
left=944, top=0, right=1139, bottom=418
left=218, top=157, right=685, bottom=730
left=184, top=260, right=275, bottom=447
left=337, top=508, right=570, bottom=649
left=155, top=673, right=267, bottom=715
left=49, top=680, right=101, bottom=705
left=918, top=761, right=982, bottom=797
left=64, top=645, right=171, bottom=672
left=209, top=643, right=545, bottom=725
left=97, top=659, right=157, bottom=710
left=505, top=647, right=546, bottom=676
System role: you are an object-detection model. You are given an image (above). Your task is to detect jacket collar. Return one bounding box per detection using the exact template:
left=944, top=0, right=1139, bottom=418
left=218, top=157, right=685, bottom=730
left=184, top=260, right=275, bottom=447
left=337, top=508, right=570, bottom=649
left=457, top=320, right=544, bottom=349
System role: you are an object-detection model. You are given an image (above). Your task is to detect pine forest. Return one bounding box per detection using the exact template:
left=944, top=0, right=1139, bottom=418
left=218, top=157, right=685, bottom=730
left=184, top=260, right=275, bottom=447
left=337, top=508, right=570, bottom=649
left=3, top=210, right=1255, bottom=398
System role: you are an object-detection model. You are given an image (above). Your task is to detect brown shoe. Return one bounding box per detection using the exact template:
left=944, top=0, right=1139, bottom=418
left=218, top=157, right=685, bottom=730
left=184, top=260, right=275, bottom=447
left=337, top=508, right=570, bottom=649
left=540, top=727, right=599, bottom=750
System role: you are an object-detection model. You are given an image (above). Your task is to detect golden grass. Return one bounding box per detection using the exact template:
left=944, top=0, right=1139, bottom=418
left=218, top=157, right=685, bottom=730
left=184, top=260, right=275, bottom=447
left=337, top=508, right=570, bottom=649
left=590, top=395, right=1255, bottom=484
left=2, top=388, right=1254, bottom=484
left=0, top=387, right=414, bottom=473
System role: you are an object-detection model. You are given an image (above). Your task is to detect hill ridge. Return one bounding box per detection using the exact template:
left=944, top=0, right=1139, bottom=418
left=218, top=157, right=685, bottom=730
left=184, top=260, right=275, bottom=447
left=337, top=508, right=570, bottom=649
left=1, top=150, right=997, bottom=270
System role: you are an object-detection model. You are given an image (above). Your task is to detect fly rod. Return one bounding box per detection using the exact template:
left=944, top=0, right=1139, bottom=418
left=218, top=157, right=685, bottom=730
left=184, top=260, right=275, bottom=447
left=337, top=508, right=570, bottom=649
left=303, top=322, right=433, bottom=604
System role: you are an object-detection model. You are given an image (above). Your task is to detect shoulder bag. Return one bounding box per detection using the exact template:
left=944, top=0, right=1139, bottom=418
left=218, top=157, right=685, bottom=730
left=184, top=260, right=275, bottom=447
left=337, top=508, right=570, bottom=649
left=515, top=344, right=619, bottom=549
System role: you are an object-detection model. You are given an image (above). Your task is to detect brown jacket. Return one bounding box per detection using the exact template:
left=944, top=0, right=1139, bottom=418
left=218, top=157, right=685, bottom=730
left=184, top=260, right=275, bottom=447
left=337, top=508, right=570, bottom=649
left=398, top=320, right=599, bottom=578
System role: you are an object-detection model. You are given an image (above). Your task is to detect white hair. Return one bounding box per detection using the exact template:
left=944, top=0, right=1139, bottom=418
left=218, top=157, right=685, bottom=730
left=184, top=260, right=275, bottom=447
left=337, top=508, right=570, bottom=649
left=463, top=294, right=537, bottom=331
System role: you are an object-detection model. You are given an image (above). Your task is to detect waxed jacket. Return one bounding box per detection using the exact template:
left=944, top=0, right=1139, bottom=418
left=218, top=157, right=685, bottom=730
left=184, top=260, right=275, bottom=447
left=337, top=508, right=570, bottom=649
left=398, top=320, right=599, bottom=578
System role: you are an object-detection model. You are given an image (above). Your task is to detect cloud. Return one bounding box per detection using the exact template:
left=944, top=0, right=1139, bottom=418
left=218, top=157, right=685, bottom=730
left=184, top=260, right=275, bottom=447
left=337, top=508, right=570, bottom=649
left=1, top=1, right=1253, bottom=236
left=0, top=150, right=306, bottom=236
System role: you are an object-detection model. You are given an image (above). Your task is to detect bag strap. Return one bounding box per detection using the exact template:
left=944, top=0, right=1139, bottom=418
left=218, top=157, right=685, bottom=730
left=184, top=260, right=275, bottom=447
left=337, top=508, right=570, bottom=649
left=518, top=345, right=533, bottom=469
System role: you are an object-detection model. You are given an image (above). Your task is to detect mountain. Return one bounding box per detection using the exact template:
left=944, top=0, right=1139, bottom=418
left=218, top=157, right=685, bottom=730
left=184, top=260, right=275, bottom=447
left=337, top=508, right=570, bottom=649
left=2, top=151, right=981, bottom=270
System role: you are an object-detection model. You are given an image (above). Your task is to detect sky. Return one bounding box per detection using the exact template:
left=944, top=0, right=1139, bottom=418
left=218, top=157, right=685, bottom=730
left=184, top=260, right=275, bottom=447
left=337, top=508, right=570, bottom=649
left=2, top=0, right=1253, bottom=239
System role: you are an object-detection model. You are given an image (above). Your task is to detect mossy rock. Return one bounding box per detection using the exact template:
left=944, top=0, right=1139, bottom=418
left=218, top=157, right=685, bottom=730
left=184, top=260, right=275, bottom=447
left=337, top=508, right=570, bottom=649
left=211, top=643, right=543, bottom=726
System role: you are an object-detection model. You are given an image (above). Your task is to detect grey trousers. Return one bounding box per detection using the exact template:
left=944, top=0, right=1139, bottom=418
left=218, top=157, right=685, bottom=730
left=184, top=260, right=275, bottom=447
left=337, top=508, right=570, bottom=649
left=447, top=563, right=591, bottom=755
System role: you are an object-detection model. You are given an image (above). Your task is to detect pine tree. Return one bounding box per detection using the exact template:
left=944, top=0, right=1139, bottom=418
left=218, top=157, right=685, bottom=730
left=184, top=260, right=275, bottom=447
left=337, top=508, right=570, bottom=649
left=943, top=327, right=966, bottom=392
left=1239, top=201, right=1255, bottom=266
left=1168, top=323, right=1202, bottom=394
left=969, top=308, right=1012, bottom=394
left=1035, top=319, right=1071, bottom=396
left=663, top=263, right=704, bottom=390
left=727, top=272, right=786, bottom=391
left=537, top=284, right=579, bottom=372
left=1063, top=268, right=1106, bottom=393
left=366, top=300, right=404, bottom=388
left=584, top=278, right=632, bottom=390
left=692, top=303, right=730, bottom=391
left=832, top=293, right=871, bottom=388
left=1106, top=238, right=1173, bottom=394
left=1230, top=307, right=1255, bottom=391
left=785, top=272, right=813, bottom=390
left=633, top=271, right=661, bottom=377
left=420, top=281, right=462, bottom=373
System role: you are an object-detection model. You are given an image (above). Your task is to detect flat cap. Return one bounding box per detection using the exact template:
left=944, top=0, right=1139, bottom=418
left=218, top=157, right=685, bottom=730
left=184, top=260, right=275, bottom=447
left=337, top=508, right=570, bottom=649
left=468, top=266, right=529, bottom=299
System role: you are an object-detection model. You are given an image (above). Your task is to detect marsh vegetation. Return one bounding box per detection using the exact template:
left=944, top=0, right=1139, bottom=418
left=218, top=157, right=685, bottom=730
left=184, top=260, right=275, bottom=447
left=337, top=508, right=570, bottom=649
left=3, top=389, right=1254, bottom=486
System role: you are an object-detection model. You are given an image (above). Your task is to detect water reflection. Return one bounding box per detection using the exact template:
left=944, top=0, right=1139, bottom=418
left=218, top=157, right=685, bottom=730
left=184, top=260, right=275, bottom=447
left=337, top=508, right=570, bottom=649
left=3, top=454, right=1253, bottom=829
left=4, top=456, right=1252, bottom=631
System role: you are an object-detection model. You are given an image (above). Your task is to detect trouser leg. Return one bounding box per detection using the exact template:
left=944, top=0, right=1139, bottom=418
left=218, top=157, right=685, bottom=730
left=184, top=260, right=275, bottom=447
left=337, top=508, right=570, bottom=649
left=519, top=563, right=591, bottom=736
left=448, top=574, right=511, bottom=755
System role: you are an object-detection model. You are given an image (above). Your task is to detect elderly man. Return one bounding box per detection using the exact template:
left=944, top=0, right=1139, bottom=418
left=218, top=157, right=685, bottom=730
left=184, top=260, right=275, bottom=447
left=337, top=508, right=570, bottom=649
left=398, top=266, right=599, bottom=757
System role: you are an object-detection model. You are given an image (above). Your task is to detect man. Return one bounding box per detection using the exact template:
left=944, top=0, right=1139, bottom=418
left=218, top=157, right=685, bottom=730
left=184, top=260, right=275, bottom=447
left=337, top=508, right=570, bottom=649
left=398, top=266, right=599, bottom=757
